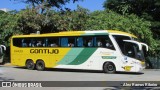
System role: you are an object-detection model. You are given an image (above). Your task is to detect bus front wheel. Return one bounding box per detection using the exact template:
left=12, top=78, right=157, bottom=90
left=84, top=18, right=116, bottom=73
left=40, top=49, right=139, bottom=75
left=26, top=60, right=35, bottom=70
left=36, top=60, right=45, bottom=71
left=103, top=62, right=116, bottom=73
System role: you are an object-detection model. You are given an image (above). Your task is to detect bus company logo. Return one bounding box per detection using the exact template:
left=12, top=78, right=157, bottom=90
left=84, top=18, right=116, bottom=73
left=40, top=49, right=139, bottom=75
left=1, top=82, right=42, bottom=87
left=2, top=82, right=11, bottom=87
left=30, top=49, right=59, bottom=54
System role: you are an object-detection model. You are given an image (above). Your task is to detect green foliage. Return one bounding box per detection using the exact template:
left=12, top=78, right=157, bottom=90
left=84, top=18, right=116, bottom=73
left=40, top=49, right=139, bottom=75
left=103, top=0, right=160, bottom=55
left=103, top=0, right=159, bottom=16
left=16, top=8, right=44, bottom=33
left=15, top=6, right=89, bottom=33
left=85, top=10, right=157, bottom=54
left=51, top=5, right=89, bottom=31
left=103, top=0, right=160, bottom=37
left=0, top=11, right=20, bottom=46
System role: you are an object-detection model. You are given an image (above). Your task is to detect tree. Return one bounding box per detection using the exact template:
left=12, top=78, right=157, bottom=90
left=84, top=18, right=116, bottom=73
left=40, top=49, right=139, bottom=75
left=104, top=0, right=158, bottom=16
left=51, top=5, right=89, bottom=31
left=16, top=6, right=89, bottom=33
left=85, top=10, right=157, bottom=54
left=103, top=0, right=160, bottom=36
left=10, top=0, right=85, bottom=33
left=16, top=8, right=45, bottom=33
left=13, top=0, right=83, bottom=13
left=103, top=0, right=160, bottom=55
left=0, top=11, right=20, bottom=46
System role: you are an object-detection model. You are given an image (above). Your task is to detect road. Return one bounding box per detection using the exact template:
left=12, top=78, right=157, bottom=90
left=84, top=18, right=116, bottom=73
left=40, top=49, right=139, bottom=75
left=0, top=65, right=160, bottom=90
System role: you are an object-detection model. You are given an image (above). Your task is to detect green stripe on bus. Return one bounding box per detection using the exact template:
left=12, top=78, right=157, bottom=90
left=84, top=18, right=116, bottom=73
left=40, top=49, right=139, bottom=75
left=68, top=48, right=97, bottom=65
left=57, top=48, right=84, bottom=65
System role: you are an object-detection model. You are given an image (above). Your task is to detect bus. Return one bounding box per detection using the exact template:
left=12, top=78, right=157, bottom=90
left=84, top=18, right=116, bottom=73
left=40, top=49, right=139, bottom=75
left=0, top=45, right=6, bottom=64
left=10, top=30, right=148, bottom=73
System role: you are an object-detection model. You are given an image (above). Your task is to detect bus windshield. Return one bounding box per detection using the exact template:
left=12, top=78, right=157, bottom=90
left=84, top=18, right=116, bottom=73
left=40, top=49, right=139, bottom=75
left=123, top=42, right=145, bottom=61
left=112, top=35, right=147, bottom=61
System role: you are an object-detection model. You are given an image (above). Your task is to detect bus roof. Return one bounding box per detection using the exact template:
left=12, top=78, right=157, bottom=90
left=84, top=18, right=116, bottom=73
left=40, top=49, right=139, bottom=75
left=12, top=30, right=137, bottom=38
left=107, top=30, right=137, bottom=38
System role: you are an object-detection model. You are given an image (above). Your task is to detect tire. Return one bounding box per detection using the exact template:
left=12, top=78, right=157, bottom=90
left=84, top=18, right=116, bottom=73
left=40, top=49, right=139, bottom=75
left=103, top=62, right=116, bottom=73
left=26, top=60, right=35, bottom=70
left=36, top=60, right=45, bottom=71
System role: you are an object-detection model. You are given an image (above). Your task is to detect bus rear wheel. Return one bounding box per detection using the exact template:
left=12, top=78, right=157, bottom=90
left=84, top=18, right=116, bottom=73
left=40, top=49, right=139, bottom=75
left=36, top=60, right=45, bottom=71
left=103, top=62, right=116, bottom=73
left=26, top=60, right=35, bottom=70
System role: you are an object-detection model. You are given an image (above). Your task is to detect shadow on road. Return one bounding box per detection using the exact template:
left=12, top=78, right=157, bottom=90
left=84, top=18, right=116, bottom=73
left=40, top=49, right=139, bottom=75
left=0, top=75, right=15, bottom=81
left=14, top=67, right=103, bottom=73
left=13, top=66, right=144, bottom=75
left=46, top=68, right=104, bottom=73
left=116, top=71, right=144, bottom=75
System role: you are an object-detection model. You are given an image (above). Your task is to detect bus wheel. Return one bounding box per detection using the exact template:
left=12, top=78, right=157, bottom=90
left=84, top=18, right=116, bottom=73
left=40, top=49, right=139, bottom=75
left=26, top=60, right=35, bottom=70
left=36, top=60, right=45, bottom=71
left=103, top=62, right=116, bottom=73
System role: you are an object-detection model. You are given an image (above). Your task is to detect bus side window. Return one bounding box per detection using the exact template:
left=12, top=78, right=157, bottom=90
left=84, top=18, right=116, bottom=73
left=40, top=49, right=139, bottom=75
left=61, top=37, right=68, bottom=47
left=88, top=40, right=92, bottom=47
left=96, top=36, right=115, bottom=50
left=29, top=40, right=36, bottom=47
left=29, top=38, right=46, bottom=47
left=96, top=36, right=105, bottom=47
left=96, top=39, right=102, bottom=47
left=83, top=37, right=93, bottom=47
left=47, top=37, right=59, bottom=47
left=77, top=37, right=83, bottom=47
left=13, top=38, right=22, bottom=47
left=105, top=38, right=115, bottom=50
left=22, top=39, right=28, bottom=47
left=50, top=43, right=58, bottom=47
left=36, top=40, right=43, bottom=47
left=68, top=37, right=75, bottom=47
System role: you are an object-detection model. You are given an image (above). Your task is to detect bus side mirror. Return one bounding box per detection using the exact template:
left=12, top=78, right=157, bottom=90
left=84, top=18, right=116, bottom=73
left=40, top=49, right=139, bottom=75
left=140, top=43, right=149, bottom=51
left=0, top=45, right=6, bottom=51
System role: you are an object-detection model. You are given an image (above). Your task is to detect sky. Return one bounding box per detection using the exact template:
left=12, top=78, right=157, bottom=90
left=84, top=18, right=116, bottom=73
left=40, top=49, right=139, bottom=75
left=0, top=0, right=105, bottom=12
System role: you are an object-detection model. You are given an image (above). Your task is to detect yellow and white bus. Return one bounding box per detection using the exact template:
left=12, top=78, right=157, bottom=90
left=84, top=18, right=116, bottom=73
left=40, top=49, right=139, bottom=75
left=11, top=30, right=148, bottom=73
